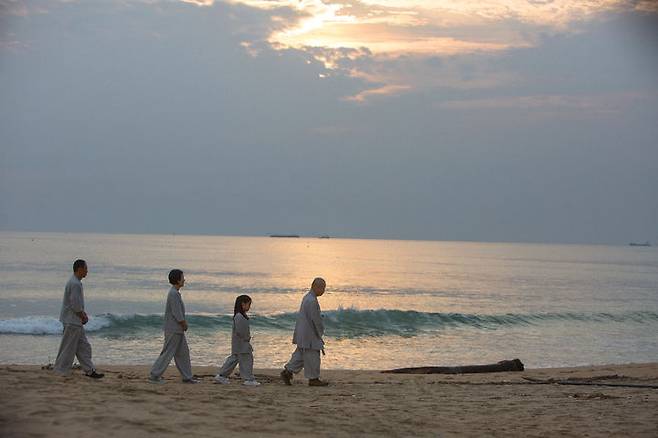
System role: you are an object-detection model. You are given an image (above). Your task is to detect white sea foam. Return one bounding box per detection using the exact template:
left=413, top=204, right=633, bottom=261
left=2, top=310, right=656, bottom=337
left=0, top=315, right=112, bottom=335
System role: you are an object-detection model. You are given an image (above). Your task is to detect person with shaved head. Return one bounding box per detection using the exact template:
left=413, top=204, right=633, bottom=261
left=280, top=277, right=329, bottom=387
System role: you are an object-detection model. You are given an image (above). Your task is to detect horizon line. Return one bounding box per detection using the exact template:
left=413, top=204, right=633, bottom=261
left=0, top=228, right=651, bottom=248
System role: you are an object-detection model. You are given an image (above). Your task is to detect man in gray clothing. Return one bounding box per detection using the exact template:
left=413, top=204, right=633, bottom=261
left=281, top=277, right=329, bottom=387
left=149, top=269, right=198, bottom=384
left=54, top=259, right=104, bottom=378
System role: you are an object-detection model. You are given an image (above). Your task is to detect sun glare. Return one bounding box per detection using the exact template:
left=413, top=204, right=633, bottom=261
left=178, top=0, right=655, bottom=99
left=224, top=0, right=636, bottom=57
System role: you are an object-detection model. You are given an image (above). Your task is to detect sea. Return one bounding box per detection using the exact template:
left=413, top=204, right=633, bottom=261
left=1, top=231, right=656, bottom=370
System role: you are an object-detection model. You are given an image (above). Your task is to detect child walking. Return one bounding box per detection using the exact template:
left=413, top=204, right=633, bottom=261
left=214, top=295, right=260, bottom=386
left=149, top=269, right=198, bottom=384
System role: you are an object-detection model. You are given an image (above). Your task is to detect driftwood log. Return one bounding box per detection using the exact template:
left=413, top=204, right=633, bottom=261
left=381, top=359, right=524, bottom=374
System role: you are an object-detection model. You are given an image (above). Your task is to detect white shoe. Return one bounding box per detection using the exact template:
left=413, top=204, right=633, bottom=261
left=214, top=375, right=230, bottom=384
left=243, top=380, right=261, bottom=386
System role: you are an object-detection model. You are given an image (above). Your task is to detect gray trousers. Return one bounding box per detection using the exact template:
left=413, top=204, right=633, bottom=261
left=285, top=347, right=321, bottom=379
left=217, top=352, right=255, bottom=381
left=150, top=332, right=193, bottom=380
left=54, top=324, right=95, bottom=375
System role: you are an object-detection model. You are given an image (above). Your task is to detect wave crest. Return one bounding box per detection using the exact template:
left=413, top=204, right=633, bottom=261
left=0, top=315, right=113, bottom=335
left=1, top=309, right=656, bottom=337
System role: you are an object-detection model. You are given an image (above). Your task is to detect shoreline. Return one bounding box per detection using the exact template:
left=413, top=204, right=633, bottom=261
left=1, top=363, right=656, bottom=437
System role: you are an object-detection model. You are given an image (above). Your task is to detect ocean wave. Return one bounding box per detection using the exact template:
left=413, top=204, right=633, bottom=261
left=1, top=309, right=657, bottom=337
left=0, top=315, right=113, bottom=335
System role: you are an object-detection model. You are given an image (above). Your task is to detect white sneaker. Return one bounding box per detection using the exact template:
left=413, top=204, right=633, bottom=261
left=243, top=380, right=261, bottom=386
left=214, top=375, right=230, bottom=384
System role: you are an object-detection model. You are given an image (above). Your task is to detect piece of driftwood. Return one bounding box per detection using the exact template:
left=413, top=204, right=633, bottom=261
left=381, top=359, right=524, bottom=374
left=522, top=377, right=658, bottom=389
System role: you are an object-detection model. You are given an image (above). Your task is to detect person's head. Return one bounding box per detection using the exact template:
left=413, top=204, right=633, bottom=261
left=73, top=259, right=88, bottom=279
left=311, top=277, right=326, bottom=296
left=234, top=295, right=252, bottom=319
left=168, top=269, right=185, bottom=289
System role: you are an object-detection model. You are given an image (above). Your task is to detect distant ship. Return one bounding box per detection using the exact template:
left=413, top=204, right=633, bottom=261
left=269, top=234, right=300, bottom=238
left=319, top=235, right=331, bottom=239
left=629, top=242, right=651, bottom=247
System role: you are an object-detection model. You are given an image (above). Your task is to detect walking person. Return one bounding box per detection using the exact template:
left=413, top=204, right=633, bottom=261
left=214, top=295, right=260, bottom=386
left=280, top=277, right=329, bottom=386
left=53, top=259, right=104, bottom=378
left=149, top=269, right=198, bottom=384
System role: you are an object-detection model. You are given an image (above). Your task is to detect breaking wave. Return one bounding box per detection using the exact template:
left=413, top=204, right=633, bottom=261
left=1, top=309, right=656, bottom=337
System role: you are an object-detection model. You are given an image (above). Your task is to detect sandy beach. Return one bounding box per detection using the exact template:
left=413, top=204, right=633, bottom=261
left=1, top=362, right=656, bottom=437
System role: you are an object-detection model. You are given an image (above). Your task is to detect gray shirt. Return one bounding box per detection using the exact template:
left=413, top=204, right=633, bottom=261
left=231, top=313, right=253, bottom=354
left=292, top=290, right=325, bottom=350
left=163, top=287, right=186, bottom=334
left=59, top=275, right=84, bottom=326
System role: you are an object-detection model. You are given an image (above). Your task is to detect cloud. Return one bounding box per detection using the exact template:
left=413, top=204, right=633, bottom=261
left=635, top=1, right=658, bottom=13
left=1, top=1, right=657, bottom=243
left=200, top=0, right=657, bottom=100
left=0, top=37, right=29, bottom=51
left=434, top=92, right=650, bottom=115
left=0, top=0, right=49, bottom=17
left=344, top=83, right=411, bottom=101
left=0, top=1, right=30, bottom=17
left=5, top=1, right=657, bottom=102
left=180, top=0, right=216, bottom=5
left=225, top=0, right=643, bottom=55
left=354, top=0, right=626, bottom=26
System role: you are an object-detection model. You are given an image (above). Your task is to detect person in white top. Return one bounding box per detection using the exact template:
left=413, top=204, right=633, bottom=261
left=54, top=259, right=104, bottom=378
left=214, top=295, right=260, bottom=386
left=149, top=269, right=198, bottom=384
left=281, top=278, right=329, bottom=387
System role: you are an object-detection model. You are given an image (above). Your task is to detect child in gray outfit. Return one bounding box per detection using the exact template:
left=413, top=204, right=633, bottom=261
left=214, top=295, right=260, bottom=386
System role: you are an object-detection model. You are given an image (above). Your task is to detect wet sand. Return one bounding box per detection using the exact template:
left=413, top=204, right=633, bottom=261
left=1, top=363, right=657, bottom=437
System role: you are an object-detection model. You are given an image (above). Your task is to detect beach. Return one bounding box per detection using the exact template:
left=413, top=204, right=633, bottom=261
left=1, top=363, right=656, bottom=437
left=2, top=233, right=657, bottom=437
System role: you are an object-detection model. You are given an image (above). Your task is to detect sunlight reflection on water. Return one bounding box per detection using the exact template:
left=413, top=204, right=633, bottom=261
left=1, top=232, right=657, bottom=368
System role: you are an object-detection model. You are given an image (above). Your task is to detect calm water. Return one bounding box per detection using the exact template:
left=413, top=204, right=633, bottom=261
left=0, top=231, right=657, bottom=369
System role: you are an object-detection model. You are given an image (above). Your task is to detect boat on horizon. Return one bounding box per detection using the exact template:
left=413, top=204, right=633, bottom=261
left=629, top=242, right=651, bottom=247
left=269, top=234, right=300, bottom=238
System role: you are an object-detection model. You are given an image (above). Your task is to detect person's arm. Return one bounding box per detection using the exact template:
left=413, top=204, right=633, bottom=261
left=306, top=297, right=324, bottom=338
left=171, top=294, right=188, bottom=331
left=70, top=283, right=88, bottom=324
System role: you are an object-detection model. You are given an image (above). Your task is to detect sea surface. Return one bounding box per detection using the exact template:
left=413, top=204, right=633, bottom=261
left=1, top=231, right=657, bottom=370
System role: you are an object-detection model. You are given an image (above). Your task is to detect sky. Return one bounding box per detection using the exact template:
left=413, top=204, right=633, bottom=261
left=1, top=0, right=657, bottom=244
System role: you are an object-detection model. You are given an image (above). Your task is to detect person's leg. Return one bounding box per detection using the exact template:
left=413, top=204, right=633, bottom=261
left=302, top=349, right=321, bottom=380
left=284, top=347, right=305, bottom=374
left=150, top=333, right=178, bottom=379
left=238, top=353, right=255, bottom=381
left=75, top=328, right=96, bottom=374
left=173, top=334, right=194, bottom=381
left=217, top=354, right=239, bottom=378
left=54, top=324, right=82, bottom=376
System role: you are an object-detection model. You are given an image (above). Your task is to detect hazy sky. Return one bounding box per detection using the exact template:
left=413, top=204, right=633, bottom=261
left=1, top=0, right=657, bottom=244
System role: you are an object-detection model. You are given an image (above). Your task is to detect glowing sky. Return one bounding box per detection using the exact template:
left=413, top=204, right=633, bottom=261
left=188, top=1, right=656, bottom=52
left=173, top=0, right=658, bottom=98
left=1, top=1, right=657, bottom=243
